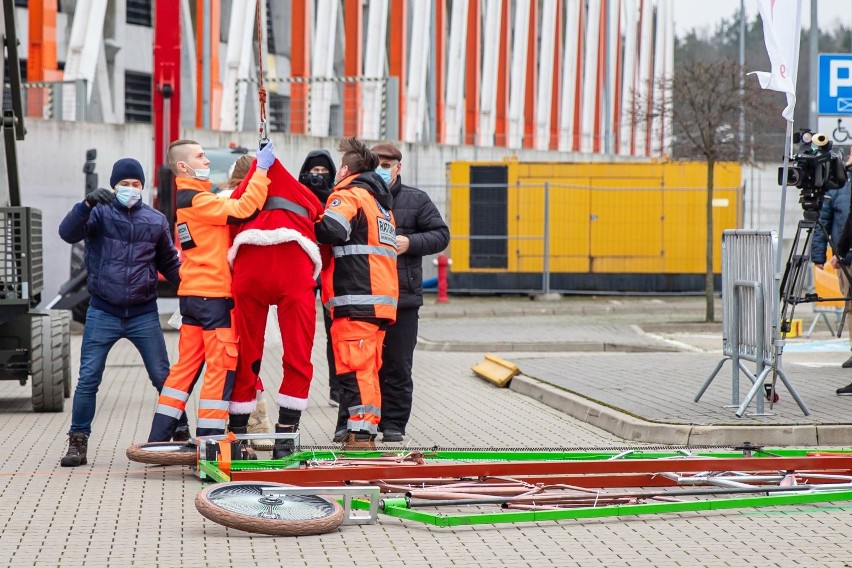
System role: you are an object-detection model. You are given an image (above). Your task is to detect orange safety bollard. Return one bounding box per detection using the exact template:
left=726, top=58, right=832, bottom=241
left=436, top=253, right=450, bottom=304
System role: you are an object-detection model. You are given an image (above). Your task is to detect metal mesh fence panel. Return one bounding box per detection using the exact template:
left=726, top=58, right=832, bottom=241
left=0, top=207, right=42, bottom=304
left=720, top=230, right=777, bottom=365
left=446, top=182, right=743, bottom=294
left=235, top=76, right=389, bottom=139
left=21, top=80, right=87, bottom=121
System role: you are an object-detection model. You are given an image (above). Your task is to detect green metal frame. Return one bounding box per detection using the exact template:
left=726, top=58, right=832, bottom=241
left=196, top=447, right=852, bottom=526
left=198, top=447, right=852, bottom=480
left=364, top=489, right=852, bottom=527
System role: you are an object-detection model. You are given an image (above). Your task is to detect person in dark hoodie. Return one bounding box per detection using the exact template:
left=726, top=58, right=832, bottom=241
left=298, top=150, right=340, bottom=407
left=58, top=158, right=183, bottom=467
left=315, top=137, right=398, bottom=449
left=370, top=142, right=450, bottom=442
left=298, top=149, right=337, bottom=206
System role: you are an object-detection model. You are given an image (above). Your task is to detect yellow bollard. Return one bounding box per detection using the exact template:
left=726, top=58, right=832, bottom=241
left=786, top=319, right=803, bottom=338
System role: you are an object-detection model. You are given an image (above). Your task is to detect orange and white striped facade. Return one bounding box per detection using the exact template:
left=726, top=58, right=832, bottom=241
left=21, top=0, right=674, bottom=158
left=274, top=0, right=674, bottom=157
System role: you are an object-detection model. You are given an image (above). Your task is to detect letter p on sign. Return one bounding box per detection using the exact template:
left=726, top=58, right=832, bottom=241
left=819, top=54, right=852, bottom=114
left=830, top=60, right=852, bottom=97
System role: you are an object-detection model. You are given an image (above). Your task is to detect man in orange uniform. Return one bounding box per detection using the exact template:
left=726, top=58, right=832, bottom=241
left=148, top=139, right=273, bottom=441
left=315, top=137, right=398, bottom=448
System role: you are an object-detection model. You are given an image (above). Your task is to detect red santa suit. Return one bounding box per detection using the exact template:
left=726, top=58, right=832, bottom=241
left=227, top=158, right=324, bottom=415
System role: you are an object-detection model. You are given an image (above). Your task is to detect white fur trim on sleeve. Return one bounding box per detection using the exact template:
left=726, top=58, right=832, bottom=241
left=228, top=228, right=322, bottom=279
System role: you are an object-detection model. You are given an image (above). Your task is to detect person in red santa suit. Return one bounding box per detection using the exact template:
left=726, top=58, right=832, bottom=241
left=226, top=152, right=324, bottom=458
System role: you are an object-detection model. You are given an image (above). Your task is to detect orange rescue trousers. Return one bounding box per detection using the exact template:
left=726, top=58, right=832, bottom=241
left=331, top=318, right=386, bottom=436
left=149, top=297, right=238, bottom=441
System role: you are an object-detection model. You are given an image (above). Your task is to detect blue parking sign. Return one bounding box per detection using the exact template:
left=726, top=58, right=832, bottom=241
left=819, top=54, right=852, bottom=115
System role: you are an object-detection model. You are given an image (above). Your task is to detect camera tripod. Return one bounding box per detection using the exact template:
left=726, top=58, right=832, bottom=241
left=770, top=208, right=852, bottom=409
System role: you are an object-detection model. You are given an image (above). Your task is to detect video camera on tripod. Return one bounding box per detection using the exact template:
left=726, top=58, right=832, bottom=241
left=778, top=129, right=849, bottom=213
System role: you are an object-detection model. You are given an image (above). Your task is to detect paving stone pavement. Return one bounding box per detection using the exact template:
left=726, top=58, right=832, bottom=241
left=3, top=297, right=852, bottom=566
left=418, top=297, right=852, bottom=446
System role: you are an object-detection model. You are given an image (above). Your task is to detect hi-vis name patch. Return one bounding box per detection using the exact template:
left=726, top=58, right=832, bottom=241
left=176, top=222, right=197, bottom=250
left=377, top=217, right=396, bottom=247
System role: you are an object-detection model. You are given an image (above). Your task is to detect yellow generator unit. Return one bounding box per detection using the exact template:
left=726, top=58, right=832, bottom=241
left=447, top=160, right=742, bottom=293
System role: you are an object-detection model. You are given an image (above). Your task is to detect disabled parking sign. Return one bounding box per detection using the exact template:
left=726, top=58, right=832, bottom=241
left=816, top=116, right=852, bottom=145
left=819, top=54, right=852, bottom=115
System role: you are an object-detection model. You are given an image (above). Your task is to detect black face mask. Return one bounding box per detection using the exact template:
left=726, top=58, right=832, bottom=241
left=305, top=172, right=333, bottom=190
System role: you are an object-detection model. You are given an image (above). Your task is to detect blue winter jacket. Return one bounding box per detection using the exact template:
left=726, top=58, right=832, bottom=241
left=811, top=182, right=852, bottom=265
left=59, top=199, right=181, bottom=317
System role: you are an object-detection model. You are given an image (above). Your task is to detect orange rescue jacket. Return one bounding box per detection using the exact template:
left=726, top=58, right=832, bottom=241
left=174, top=174, right=269, bottom=297
left=316, top=172, right=398, bottom=323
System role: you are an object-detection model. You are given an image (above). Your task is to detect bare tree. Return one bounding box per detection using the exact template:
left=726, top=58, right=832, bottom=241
left=639, top=60, right=760, bottom=322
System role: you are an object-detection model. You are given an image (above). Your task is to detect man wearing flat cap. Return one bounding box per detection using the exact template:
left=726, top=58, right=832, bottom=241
left=368, top=142, right=449, bottom=443
left=58, top=157, right=183, bottom=467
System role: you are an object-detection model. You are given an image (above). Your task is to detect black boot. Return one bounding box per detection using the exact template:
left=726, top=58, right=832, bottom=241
left=227, top=418, right=257, bottom=460
left=61, top=432, right=88, bottom=467
left=273, top=424, right=298, bottom=459
left=272, top=408, right=301, bottom=459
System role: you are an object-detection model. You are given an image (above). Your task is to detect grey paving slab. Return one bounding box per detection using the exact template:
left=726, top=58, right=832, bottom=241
left=418, top=317, right=676, bottom=352
left=515, top=351, right=848, bottom=426
left=417, top=296, right=852, bottom=445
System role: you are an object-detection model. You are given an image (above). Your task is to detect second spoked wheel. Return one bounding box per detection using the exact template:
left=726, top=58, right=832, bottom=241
left=195, top=482, right=345, bottom=536
left=126, top=441, right=198, bottom=466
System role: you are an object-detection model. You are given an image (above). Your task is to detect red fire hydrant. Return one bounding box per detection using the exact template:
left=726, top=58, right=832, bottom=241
left=436, top=253, right=451, bottom=304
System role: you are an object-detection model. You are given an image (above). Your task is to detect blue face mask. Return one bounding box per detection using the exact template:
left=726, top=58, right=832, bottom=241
left=375, top=167, right=392, bottom=186
left=115, top=185, right=142, bottom=208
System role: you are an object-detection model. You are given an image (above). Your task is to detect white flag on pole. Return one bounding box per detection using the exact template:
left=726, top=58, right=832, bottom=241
left=753, top=0, right=803, bottom=121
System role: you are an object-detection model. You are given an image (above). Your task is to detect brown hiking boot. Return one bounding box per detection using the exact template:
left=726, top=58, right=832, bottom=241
left=61, top=432, right=88, bottom=467
left=343, top=432, right=376, bottom=450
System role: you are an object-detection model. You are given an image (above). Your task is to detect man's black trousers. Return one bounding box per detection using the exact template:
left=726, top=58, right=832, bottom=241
left=378, top=307, right=419, bottom=434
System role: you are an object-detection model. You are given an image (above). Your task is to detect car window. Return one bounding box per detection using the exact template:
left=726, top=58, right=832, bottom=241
left=206, top=149, right=253, bottom=190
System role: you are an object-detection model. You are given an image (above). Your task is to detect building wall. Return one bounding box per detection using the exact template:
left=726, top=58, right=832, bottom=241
left=22, top=118, right=634, bottom=304
left=20, top=118, right=803, bottom=304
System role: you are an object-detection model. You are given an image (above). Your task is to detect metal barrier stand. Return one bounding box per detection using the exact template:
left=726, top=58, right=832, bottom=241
left=696, top=230, right=809, bottom=417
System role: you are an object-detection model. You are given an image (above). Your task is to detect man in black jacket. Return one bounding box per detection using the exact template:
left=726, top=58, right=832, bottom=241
left=826, top=151, right=852, bottom=393
left=812, top=175, right=852, bottom=369
left=370, top=142, right=450, bottom=442
left=58, top=158, right=183, bottom=466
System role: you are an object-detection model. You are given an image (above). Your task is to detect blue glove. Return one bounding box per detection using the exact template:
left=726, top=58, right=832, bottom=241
left=256, top=140, right=275, bottom=169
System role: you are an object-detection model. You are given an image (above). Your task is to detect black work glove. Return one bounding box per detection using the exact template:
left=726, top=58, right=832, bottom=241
left=85, top=187, right=115, bottom=207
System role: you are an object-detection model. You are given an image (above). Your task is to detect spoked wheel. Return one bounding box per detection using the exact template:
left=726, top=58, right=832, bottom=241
left=126, top=441, right=197, bottom=466
left=195, top=482, right=345, bottom=536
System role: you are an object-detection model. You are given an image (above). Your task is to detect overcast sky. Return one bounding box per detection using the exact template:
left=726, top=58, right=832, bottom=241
left=671, top=0, right=852, bottom=38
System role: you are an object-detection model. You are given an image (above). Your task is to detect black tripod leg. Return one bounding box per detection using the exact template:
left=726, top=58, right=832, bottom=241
left=779, top=221, right=815, bottom=331
left=771, top=220, right=818, bottom=407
